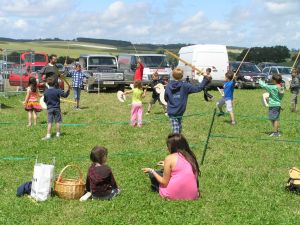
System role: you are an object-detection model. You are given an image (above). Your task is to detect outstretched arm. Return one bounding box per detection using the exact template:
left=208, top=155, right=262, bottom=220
left=187, top=76, right=210, bottom=93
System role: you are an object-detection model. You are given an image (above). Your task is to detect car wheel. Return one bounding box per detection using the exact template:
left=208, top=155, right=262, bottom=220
left=236, top=82, right=243, bottom=89
left=85, top=84, right=93, bottom=93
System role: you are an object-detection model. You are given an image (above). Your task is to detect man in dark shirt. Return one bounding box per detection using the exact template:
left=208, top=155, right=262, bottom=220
left=39, top=54, right=60, bottom=88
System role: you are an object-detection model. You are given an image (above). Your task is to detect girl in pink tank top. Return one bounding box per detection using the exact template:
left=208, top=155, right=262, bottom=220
left=143, top=133, right=200, bottom=200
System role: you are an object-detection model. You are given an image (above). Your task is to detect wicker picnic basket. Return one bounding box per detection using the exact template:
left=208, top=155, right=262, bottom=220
left=55, top=165, right=85, bottom=200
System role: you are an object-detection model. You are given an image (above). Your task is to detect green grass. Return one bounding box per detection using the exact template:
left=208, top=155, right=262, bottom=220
left=1, top=88, right=300, bottom=224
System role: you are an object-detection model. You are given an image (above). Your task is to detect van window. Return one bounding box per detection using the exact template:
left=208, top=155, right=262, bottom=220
left=138, top=56, right=168, bottom=67
left=118, top=55, right=131, bottom=70
left=88, top=57, right=116, bottom=66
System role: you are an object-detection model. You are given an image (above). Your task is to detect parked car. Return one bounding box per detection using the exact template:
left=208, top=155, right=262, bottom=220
left=262, top=66, right=292, bottom=89
left=79, top=54, right=124, bottom=92
left=9, top=64, right=64, bottom=91
left=229, top=61, right=267, bottom=89
left=257, top=62, right=278, bottom=70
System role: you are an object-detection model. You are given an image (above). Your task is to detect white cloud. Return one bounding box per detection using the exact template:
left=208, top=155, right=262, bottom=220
left=14, top=19, right=28, bottom=29
left=265, top=1, right=299, bottom=14
left=0, top=0, right=299, bottom=48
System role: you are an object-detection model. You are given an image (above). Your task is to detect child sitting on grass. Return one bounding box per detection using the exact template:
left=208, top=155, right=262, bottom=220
left=164, top=68, right=210, bottom=133
left=142, top=133, right=200, bottom=200
left=123, top=80, right=146, bottom=127
left=146, top=71, right=167, bottom=115
left=216, top=71, right=236, bottom=125
left=84, top=146, right=120, bottom=200
left=259, top=74, right=284, bottom=137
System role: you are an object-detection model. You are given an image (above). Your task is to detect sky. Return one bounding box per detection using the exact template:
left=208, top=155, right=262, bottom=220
left=0, top=0, right=299, bottom=49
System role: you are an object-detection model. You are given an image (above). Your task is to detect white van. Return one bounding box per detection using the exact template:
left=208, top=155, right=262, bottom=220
left=118, top=54, right=171, bottom=85
left=177, top=44, right=229, bottom=86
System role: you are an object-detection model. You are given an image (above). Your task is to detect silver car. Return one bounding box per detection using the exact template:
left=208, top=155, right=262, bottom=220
left=262, top=66, right=292, bottom=89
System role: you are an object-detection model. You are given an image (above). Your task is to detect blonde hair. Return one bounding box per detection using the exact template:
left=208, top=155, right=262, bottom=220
left=133, top=80, right=142, bottom=89
left=172, top=68, right=183, bottom=80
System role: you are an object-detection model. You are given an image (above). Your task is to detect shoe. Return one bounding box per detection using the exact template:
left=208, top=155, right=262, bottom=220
left=79, top=192, right=92, bottom=202
left=42, top=136, right=51, bottom=141
left=165, top=113, right=168, bottom=116
left=217, top=112, right=225, bottom=117
left=231, top=121, right=236, bottom=125
left=146, top=112, right=150, bottom=115
left=56, top=133, right=60, bottom=138
left=269, top=132, right=281, bottom=137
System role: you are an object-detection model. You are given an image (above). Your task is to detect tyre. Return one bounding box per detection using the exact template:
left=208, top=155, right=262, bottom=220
left=236, top=82, right=243, bottom=89
left=85, top=84, right=94, bottom=93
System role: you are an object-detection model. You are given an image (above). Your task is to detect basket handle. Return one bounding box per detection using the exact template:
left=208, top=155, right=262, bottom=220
left=57, top=164, right=83, bottom=182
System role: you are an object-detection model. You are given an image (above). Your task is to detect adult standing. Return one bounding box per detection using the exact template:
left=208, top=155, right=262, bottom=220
left=70, top=64, right=85, bottom=109
left=133, top=57, right=144, bottom=81
left=39, top=54, right=60, bottom=88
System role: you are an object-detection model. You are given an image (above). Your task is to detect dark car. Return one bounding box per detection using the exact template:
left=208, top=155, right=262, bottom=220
left=257, top=62, right=278, bottom=70
left=229, top=61, right=267, bottom=89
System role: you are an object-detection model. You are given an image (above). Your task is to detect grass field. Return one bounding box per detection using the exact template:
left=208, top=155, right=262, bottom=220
left=1, top=87, right=300, bottom=224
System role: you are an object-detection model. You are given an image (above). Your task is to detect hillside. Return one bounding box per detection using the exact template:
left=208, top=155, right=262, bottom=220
left=0, top=37, right=243, bottom=59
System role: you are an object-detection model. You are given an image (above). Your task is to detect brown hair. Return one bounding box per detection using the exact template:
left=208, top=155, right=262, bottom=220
left=29, top=77, right=37, bottom=92
left=225, top=71, right=234, bottom=80
left=133, top=80, right=142, bottom=89
left=166, top=133, right=200, bottom=175
left=272, top=74, right=282, bottom=84
left=172, top=68, right=183, bottom=80
left=90, top=146, right=108, bottom=164
left=46, top=75, right=55, bottom=87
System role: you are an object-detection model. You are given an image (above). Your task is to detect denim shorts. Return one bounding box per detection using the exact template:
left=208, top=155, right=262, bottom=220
left=73, top=87, right=81, bottom=100
left=48, top=108, right=62, bottom=123
left=269, top=106, right=281, bottom=121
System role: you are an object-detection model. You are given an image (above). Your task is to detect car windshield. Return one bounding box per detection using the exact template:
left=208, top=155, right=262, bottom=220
left=32, top=66, right=43, bottom=72
left=277, top=67, right=291, bottom=74
left=231, top=63, right=261, bottom=73
left=24, top=54, right=47, bottom=63
left=138, top=56, right=169, bottom=67
left=88, top=57, right=117, bottom=66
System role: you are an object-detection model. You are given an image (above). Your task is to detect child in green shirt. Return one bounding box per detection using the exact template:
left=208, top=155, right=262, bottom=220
left=259, top=74, right=284, bottom=137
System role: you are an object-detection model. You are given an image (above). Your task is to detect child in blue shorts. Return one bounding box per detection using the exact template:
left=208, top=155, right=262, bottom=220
left=216, top=71, right=236, bottom=125
left=42, top=75, right=70, bottom=140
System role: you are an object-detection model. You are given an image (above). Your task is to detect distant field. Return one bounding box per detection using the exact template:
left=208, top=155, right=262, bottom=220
left=0, top=41, right=244, bottom=59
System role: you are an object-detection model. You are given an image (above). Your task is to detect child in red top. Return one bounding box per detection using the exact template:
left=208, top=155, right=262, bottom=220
left=133, top=57, right=144, bottom=81
left=23, top=77, right=42, bottom=127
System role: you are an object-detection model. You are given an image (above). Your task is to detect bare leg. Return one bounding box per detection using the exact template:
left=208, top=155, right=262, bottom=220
left=47, top=123, right=52, bottom=135
left=273, top=120, right=279, bottom=133
left=27, top=111, right=32, bottom=127
left=56, top=123, right=61, bottom=134
left=33, top=111, right=37, bottom=125
left=229, top=112, right=235, bottom=123
left=147, top=103, right=153, bottom=113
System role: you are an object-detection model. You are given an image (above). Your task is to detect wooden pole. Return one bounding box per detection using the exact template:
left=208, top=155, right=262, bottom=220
left=233, top=48, right=251, bottom=78
left=164, top=49, right=205, bottom=75
left=292, top=51, right=300, bottom=68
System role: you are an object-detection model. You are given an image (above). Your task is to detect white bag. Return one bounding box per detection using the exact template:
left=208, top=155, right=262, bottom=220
left=30, top=161, right=55, bottom=201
